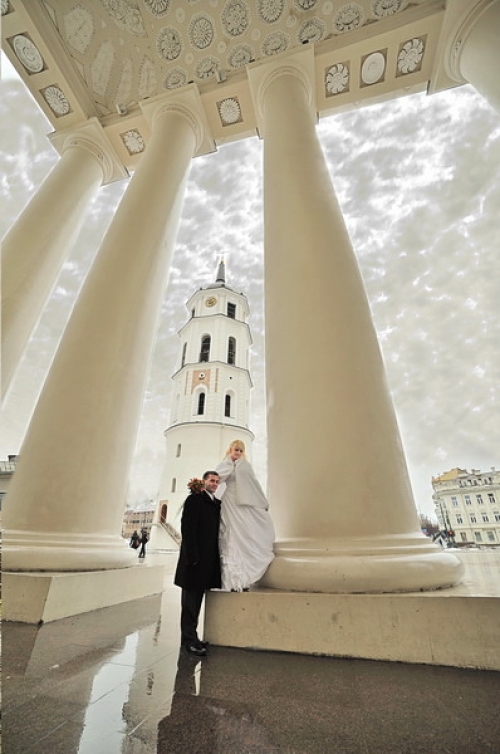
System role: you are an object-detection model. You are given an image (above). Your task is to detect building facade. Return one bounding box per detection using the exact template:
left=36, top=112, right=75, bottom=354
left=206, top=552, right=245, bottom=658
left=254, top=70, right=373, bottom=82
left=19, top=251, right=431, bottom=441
left=149, top=260, right=255, bottom=550
left=122, top=506, right=154, bottom=541
left=432, top=467, right=500, bottom=547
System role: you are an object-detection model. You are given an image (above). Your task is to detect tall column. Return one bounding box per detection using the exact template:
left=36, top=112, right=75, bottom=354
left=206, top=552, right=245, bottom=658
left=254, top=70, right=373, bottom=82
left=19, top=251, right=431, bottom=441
left=446, top=0, right=500, bottom=114
left=248, top=51, right=463, bottom=593
left=3, top=89, right=211, bottom=571
left=1, top=119, right=122, bottom=401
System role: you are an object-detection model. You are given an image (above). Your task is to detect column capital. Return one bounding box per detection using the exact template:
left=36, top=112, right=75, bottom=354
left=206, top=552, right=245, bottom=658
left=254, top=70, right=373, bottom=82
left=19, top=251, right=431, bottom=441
left=247, top=47, right=317, bottom=137
left=140, top=84, right=215, bottom=157
left=49, top=117, right=128, bottom=184
left=443, top=0, right=496, bottom=84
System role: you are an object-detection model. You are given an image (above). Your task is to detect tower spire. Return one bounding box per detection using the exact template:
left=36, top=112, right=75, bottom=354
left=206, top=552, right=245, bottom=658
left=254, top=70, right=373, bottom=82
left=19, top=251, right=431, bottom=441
left=215, top=256, right=226, bottom=284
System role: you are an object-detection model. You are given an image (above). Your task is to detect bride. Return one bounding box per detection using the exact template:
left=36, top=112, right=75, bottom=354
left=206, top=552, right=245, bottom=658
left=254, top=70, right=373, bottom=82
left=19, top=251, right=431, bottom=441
left=216, top=440, right=275, bottom=592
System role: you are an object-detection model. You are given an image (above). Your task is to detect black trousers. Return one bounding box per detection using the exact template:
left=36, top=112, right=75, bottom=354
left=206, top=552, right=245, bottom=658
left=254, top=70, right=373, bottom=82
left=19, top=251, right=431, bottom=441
left=180, top=589, right=205, bottom=645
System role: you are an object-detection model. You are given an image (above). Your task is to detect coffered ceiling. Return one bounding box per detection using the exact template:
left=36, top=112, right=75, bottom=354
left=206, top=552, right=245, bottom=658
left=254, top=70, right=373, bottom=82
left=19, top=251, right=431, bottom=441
left=2, top=1, right=466, bottom=174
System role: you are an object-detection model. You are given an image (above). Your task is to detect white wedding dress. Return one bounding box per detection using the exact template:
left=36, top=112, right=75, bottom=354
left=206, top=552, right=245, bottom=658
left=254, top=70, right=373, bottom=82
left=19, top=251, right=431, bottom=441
left=216, top=456, right=275, bottom=592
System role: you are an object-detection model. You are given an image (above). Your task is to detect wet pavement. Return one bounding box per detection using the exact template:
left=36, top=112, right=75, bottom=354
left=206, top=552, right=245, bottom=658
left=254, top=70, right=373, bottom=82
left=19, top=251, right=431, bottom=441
left=3, top=551, right=500, bottom=754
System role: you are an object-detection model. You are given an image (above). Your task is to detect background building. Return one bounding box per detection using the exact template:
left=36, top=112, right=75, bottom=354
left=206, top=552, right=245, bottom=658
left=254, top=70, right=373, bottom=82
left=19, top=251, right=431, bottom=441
left=0, top=455, right=18, bottom=524
left=121, top=505, right=154, bottom=541
left=148, top=259, right=255, bottom=551
left=432, top=467, right=500, bottom=547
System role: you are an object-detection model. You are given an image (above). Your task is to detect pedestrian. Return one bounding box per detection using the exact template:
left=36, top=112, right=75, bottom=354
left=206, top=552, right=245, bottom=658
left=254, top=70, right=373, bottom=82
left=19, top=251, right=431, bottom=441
left=138, top=528, right=149, bottom=558
left=174, top=471, right=221, bottom=656
left=130, top=530, right=140, bottom=550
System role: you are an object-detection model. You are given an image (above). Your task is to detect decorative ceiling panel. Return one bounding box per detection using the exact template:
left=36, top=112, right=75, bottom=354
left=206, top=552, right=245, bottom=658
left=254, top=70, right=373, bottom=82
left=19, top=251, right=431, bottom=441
left=32, top=0, right=432, bottom=113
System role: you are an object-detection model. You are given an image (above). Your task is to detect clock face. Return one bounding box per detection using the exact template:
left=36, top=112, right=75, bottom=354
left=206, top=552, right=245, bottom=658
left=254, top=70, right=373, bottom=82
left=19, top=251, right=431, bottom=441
left=205, top=296, right=217, bottom=307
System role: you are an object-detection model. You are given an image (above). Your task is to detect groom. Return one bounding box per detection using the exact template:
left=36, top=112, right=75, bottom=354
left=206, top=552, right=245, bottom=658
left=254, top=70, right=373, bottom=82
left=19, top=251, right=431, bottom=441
left=174, top=470, right=221, bottom=656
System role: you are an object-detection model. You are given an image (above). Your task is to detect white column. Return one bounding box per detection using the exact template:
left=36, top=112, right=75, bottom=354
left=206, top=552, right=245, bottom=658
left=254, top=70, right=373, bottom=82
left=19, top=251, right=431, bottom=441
left=3, top=92, right=207, bottom=571
left=248, top=52, right=464, bottom=593
left=448, top=0, right=500, bottom=114
left=1, top=122, right=118, bottom=401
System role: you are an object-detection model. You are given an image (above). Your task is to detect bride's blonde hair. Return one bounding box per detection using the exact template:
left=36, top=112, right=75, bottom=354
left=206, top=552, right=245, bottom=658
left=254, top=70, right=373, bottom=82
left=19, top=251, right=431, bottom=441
left=225, top=439, right=246, bottom=458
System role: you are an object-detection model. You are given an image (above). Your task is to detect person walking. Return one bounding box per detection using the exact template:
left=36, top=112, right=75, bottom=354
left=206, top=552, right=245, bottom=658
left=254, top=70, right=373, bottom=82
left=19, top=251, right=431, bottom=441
left=129, top=530, right=140, bottom=550
left=138, top=528, right=149, bottom=559
left=174, top=471, right=221, bottom=656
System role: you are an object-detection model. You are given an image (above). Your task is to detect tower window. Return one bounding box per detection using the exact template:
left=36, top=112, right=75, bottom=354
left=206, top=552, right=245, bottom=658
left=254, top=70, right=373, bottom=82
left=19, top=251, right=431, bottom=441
left=227, top=303, right=236, bottom=319
left=197, top=392, right=206, bottom=415
left=171, top=478, right=176, bottom=493
left=227, top=337, right=236, bottom=365
left=225, top=394, right=231, bottom=417
left=199, top=335, right=211, bottom=363
left=176, top=444, right=181, bottom=457
left=181, top=342, right=187, bottom=368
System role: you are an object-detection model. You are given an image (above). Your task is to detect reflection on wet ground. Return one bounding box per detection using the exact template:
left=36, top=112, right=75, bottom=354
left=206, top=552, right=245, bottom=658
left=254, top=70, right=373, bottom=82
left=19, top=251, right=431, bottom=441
left=3, top=551, right=500, bottom=754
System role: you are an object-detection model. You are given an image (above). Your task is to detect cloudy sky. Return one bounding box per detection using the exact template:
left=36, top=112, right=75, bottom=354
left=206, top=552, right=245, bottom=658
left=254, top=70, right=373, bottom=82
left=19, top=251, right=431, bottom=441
left=1, top=52, right=499, bottom=518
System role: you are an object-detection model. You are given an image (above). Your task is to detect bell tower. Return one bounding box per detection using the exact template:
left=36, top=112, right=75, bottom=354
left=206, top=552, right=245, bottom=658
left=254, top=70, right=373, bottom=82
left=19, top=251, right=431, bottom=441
left=152, top=259, right=255, bottom=547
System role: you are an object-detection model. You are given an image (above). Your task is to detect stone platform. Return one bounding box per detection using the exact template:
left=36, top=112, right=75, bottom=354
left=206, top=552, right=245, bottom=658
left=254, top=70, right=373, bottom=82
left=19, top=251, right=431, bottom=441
left=205, top=550, right=500, bottom=671
left=3, top=562, right=166, bottom=623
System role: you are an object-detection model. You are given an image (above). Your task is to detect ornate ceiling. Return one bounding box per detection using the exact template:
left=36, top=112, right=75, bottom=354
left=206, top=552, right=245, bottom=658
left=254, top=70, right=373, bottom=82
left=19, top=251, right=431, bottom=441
left=2, top=1, right=468, bottom=174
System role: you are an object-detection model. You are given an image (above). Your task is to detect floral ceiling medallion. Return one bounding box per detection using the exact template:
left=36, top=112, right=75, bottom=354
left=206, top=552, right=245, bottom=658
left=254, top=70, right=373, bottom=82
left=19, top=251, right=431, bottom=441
left=218, top=97, right=242, bottom=126
left=221, top=0, right=251, bottom=37
left=325, top=62, right=349, bottom=96
left=298, top=18, right=326, bottom=44
left=333, top=3, right=364, bottom=34
left=1, top=0, right=11, bottom=16
left=262, top=31, right=289, bottom=56
left=143, top=0, right=172, bottom=17
left=227, top=43, right=254, bottom=68
left=164, top=68, right=187, bottom=89
left=41, top=85, right=71, bottom=117
left=397, top=37, right=425, bottom=76
left=157, top=26, right=183, bottom=61
left=372, top=0, right=407, bottom=18
left=121, top=129, right=145, bottom=155
left=189, top=13, right=215, bottom=50
left=11, top=34, right=44, bottom=74
left=258, top=0, right=285, bottom=24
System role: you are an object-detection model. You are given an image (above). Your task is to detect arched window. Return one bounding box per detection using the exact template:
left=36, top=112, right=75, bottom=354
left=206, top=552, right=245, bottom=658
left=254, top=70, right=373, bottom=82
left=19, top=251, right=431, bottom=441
left=227, top=336, right=236, bottom=365
left=181, top=342, right=187, bottom=368
left=197, top=392, right=206, bottom=415
left=225, top=394, right=231, bottom=417
left=199, top=335, right=211, bottom=363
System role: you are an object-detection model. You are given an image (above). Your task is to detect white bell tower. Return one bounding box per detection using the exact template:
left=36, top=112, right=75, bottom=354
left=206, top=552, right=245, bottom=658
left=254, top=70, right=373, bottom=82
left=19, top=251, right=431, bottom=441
left=152, top=259, right=255, bottom=548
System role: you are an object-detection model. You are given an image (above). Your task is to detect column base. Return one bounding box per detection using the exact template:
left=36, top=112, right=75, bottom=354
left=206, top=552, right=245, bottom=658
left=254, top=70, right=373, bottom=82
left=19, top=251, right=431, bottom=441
left=260, top=534, right=464, bottom=593
left=3, top=529, right=137, bottom=571
left=2, top=565, right=166, bottom=623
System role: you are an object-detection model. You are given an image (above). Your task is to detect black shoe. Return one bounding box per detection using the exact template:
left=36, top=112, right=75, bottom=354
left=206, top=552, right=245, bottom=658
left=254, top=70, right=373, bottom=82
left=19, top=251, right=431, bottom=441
left=184, top=643, right=207, bottom=657
left=197, top=639, right=209, bottom=648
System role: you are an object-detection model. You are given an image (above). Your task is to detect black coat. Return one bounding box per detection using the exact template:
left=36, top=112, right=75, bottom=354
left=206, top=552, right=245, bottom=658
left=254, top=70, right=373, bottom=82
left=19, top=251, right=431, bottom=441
left=174, top=491, right=221, bottom=591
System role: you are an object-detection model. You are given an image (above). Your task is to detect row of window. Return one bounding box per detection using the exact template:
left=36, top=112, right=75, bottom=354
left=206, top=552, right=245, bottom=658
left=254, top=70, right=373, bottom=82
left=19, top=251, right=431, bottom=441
left=195, top=392, right=233, bottom=417
left=455, top=513, right=500, bottom=524
left=458, top=477, right=494, bottom=486
left=181, top=336, right=237, bottom=368
left=450, top=493, right=497, bottom=506
left=458, top=530, right=497, bottom=543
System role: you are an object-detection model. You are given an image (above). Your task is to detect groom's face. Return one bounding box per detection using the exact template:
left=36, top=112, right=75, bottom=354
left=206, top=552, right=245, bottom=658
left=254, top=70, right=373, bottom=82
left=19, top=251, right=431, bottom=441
left=205, top=474, right=220, bottom=494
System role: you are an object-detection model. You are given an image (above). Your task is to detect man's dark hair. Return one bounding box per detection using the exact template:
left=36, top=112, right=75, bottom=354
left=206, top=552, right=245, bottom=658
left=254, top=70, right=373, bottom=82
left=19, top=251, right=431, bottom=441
left=203, top=470, right=219, bottom=480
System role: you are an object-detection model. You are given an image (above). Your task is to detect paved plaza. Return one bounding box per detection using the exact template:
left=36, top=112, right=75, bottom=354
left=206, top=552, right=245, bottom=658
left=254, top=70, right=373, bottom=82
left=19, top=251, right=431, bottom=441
left=3, top=551, right=500, bottom=754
